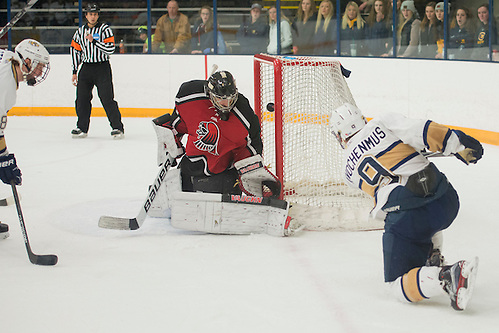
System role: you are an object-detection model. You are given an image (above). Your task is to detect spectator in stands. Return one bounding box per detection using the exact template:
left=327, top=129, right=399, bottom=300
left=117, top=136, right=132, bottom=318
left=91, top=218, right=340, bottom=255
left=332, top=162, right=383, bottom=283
left=340, top=1, right=367, bottom=56
left=152, top=0, right=191, bottom=54
left=292, top=0, right=318, bottom=55
left=365, top=0, right=392, bottom=56
left=267, top=6, right=293, bottom=55
left=392, top=0, right=420, bottom=57
left=358, top=0, right=374, bottom=15
left=191, top=6, right=228, bottom=55
left=312, top=0, right=337, bottom=55
left=434, top=1, right=448, bottom=59
left=138, top=26, right=165, bottom=54
left=472, top=3, right=498, bottom=61
left=236, top=3, right=269, bottom=54
left=419, top=2, right=440, bottom=58
left=448, top=6, right=475, bottom=60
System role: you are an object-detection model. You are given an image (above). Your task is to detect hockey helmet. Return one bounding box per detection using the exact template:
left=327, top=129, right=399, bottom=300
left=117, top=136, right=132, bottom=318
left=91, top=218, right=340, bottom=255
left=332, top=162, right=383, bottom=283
left=206, top=71, right=238, bottom=120
left=86, top=3, right=100, bottom=12
left=137, top=25, right=148, bottom=35
left=14, top=39, right=50, bottom=86
left=330, top=103, right=366, bottom=149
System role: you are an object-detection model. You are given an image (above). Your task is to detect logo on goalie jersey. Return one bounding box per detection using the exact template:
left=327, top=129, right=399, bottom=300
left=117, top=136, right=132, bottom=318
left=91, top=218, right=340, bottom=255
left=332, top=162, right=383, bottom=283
left=194, top=121, right=219, bottom=155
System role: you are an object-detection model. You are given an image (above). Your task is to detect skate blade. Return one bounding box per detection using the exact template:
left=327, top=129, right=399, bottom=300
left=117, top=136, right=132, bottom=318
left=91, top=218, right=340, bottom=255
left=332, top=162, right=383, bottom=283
left=455, top=256, right=479, bottom=310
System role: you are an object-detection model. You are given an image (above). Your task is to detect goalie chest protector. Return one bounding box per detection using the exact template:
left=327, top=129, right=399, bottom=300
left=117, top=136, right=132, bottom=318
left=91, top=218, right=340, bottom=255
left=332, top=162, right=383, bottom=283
left=173, top=80, right=263, bottom=175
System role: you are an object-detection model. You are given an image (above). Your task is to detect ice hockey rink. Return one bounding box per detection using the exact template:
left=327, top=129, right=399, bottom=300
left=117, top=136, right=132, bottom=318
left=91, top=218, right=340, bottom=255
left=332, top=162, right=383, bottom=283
left=0, top=115, right=497, bottom=333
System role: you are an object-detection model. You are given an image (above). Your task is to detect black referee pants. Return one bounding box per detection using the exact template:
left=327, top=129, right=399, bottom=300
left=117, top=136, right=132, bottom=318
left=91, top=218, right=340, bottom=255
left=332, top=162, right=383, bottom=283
left=75, top=61, right=124, bottom=133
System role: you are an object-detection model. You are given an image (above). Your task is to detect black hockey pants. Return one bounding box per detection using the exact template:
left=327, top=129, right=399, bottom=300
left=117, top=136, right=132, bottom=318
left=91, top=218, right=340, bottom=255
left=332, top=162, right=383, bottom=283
left=75, top=61, right=124, bottom=133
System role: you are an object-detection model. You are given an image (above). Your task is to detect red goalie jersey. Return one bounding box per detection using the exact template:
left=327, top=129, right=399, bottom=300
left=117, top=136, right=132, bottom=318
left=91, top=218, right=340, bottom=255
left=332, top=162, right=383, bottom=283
left=157, top=79, right=263, bottom=177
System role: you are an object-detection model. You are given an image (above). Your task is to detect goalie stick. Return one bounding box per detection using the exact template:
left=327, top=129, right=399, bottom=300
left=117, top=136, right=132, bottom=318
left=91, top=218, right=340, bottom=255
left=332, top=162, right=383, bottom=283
left=98, top=156, right=173, bottom=230
left=0, top=0, right=40, bottom=39
left=10, top=182, right=58, bottom=266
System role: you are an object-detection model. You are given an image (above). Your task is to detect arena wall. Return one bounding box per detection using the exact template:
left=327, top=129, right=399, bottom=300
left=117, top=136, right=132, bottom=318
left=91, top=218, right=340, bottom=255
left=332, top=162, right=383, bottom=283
left=12, top=54, right=499, bottom=144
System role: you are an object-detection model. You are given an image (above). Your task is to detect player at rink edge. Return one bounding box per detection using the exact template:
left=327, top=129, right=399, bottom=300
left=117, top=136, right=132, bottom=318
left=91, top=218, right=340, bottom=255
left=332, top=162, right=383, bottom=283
left=330, top=103, right=483, bottom=311
left=148, top=70, right=299, bottom=236
left=0, top=39, right=51, bottom=240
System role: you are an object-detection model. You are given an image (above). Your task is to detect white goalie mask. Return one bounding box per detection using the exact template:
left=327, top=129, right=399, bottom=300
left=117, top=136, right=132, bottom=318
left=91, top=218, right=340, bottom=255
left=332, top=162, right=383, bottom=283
left=330, top=103, right=367, bottom=149
left=14, top=39, right=50, bottom=86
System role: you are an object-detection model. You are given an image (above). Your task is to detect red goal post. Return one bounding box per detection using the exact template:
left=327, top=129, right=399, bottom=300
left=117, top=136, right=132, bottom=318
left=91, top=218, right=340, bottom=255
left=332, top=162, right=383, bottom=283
left=253, top=54, right=378, bottom=231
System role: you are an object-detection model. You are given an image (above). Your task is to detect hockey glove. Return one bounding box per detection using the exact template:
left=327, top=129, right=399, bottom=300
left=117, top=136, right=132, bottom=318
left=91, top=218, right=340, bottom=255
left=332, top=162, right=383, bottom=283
left=0, top=154, right=22, bottom=185
left=452, top=130, right=484, bottom=165
left=234, top=155, right=281, bottom=198
left=152, top=121, right=184, bottom=167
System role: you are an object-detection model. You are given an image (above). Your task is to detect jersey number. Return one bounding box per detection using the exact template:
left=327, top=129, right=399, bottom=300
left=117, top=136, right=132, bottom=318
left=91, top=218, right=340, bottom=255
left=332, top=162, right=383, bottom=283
left=358, top=156, right=398, bottom=188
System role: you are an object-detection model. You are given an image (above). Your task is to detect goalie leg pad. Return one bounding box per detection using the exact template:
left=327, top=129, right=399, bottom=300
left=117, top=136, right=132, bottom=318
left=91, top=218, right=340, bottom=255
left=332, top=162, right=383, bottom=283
left=170, top=192, right=290, bottom=236
left=147, top=168, right=182, bottom=218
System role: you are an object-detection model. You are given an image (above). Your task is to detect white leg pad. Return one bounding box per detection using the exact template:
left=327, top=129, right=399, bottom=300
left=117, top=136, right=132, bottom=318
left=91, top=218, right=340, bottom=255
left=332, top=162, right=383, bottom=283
left=146, top=168, right=182, bottom=218
left=170, top=192, right=290, bottom=236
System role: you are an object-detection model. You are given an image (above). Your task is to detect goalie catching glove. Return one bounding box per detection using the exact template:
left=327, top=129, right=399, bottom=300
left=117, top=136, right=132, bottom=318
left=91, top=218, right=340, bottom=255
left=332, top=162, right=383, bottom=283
left=234, top=155, right=281, bottom=198
left=452, top=130, right=484, bottom=165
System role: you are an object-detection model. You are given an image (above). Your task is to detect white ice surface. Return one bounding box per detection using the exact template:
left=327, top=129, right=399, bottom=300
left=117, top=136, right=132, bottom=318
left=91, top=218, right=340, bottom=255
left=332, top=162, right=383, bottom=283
left=1, top=116, right=498, bottom=333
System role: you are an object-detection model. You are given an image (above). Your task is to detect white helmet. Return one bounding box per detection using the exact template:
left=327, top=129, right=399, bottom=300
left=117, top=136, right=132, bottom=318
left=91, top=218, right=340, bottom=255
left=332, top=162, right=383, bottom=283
left=14, top=39, right=50, bottom=86
left=330, top=103, right=366, bottom=148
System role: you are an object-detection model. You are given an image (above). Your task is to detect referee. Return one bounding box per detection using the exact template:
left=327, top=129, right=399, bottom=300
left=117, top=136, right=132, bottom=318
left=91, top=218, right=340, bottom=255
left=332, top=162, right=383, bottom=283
left=70, top=3, right=124, bottom=139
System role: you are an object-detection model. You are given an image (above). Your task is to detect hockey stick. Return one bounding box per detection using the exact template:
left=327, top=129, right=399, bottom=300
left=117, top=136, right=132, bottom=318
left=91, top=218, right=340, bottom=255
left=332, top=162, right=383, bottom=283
left=10, top=182, right=58, bottom=266
left=0, top=0, right=40, bottom=39
left=98, top=156, right=173, bottom=230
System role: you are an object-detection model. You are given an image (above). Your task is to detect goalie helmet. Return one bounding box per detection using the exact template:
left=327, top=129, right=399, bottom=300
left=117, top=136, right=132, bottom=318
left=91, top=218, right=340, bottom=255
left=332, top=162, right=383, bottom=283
left=206, top=71, right=238, bottom=121
left=330, top=103, right=367, bottom=149
left=14, top=39, right=50, bottom=86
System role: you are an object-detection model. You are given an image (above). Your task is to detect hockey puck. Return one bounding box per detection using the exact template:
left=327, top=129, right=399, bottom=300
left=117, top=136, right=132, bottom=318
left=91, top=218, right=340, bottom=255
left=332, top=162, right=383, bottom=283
left=266, top=103, right=275, bottom=112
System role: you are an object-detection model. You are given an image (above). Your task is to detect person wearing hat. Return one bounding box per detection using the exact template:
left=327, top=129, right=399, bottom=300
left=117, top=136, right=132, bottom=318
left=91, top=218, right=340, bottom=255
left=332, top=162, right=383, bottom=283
left=137, top=26, right=165, bottom=53
left=396, top=0, right=421, bottom=57
left=236, top=3, right=269, bottom=54
left=70, top=2, right=125, bottom=139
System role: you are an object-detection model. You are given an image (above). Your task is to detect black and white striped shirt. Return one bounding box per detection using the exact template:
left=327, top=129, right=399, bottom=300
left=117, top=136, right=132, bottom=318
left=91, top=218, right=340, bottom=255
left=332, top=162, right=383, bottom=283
left=70, top=22, right=116, bottom=74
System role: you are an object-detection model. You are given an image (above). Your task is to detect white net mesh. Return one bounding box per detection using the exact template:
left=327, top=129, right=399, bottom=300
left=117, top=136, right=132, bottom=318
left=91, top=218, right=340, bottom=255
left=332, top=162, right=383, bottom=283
left=254, top=55, right=379, bottom=231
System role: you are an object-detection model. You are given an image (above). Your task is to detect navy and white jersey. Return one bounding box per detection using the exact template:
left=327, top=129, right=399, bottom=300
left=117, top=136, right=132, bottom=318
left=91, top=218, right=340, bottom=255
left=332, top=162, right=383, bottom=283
left=342, top=113, right=464, bottom=218
left=0, top=49, right=18, bottom=156
left=70, top=22, right=116, bottom=74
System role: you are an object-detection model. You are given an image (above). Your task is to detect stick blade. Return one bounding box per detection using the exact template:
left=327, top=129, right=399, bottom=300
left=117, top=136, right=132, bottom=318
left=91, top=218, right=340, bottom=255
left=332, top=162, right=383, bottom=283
left=31, top=254, right=58, bottom=266
left=98, top=216, right=139, bottom=230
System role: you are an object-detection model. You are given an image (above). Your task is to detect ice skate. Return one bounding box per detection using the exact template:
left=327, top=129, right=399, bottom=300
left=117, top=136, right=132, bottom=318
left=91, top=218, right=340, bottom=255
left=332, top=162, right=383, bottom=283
left=439, top=257, right=479, bottom=311
left=0, top=222, right=9, bottom=240
left=111, top=129, right=124, bottom=140
left=71, top=128, right=87, bottom=138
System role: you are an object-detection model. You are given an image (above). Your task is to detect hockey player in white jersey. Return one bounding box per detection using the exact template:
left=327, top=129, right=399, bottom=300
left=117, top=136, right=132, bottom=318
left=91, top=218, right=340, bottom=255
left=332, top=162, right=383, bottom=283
left=0, top=39, right=50, bottom=239
left=330, top=103, right=482, bottom=311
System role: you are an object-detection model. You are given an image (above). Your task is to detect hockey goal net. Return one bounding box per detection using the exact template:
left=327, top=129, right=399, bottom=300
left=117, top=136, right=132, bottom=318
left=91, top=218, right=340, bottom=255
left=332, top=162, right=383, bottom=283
left=253, top=54, right=379, bottom=231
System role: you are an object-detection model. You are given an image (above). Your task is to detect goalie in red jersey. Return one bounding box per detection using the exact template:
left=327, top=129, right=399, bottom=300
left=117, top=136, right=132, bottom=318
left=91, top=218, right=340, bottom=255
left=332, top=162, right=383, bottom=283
left=153, top=70, right=280, bottom=198
left=146, top=70, right=296, bottom=237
